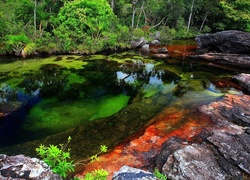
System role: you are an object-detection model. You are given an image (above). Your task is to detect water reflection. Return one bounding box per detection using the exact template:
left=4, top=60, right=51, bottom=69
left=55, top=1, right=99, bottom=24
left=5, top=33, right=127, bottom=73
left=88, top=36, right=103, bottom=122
left=0, top=48, right=247, bottom=152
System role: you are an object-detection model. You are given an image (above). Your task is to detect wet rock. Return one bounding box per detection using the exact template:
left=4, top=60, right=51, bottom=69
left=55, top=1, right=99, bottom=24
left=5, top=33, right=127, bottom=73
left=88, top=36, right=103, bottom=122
left=199, top=94, right=250, bottom=174
left=190, top=53, right=250, bottom=68
left=0, top=102, right=22, bottom=117
left=195, top=30, right=250, bottom=54
left=233, top=73, right=250, bottom=93
left=112, top=166, right=157, bottom=180
left=154, top=137, right=183, bottom=170
left=0, top=154, right=61, bottom=180
left=162, top=143, right=229, bottom=180
left=208, top=132, right=250, bottom=174
left=199, top=94, right=250, bottom=127
left=192, top=30, right=250, bottom=68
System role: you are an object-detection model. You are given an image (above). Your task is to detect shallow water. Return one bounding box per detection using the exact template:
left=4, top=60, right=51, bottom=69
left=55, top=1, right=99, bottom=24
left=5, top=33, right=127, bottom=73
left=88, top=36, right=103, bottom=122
left=0, top=40, right=248, bottom=158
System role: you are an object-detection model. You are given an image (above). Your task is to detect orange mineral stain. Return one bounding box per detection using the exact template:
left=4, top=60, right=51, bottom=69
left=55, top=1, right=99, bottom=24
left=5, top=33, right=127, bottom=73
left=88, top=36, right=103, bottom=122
left=75, top=108, right=211, bottom=180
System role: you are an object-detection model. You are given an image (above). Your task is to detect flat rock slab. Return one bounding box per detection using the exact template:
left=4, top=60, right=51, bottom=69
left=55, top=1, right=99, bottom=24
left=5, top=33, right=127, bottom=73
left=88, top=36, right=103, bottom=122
left=155, top=94, right=250, bottom=179
left=199, top=94, right=250, bottom=175
left=162, top=143, right=230, bottom=180
left=190, top=53, right=250, bottom=68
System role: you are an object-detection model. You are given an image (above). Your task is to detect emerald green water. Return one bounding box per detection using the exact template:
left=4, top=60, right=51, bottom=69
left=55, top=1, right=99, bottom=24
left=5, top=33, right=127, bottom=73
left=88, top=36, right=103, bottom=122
left=0, top=42, right=248, bottom=158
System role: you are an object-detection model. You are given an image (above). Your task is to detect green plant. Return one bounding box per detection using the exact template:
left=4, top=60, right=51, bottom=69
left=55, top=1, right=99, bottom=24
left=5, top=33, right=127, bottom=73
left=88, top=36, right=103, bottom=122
left=84, top=169, right=109, bottom=180
left=36, top=136, right=108, bottom=179
left=153, top=168, right=167, bottom=180
left=36, top=136, right=74, bottom=178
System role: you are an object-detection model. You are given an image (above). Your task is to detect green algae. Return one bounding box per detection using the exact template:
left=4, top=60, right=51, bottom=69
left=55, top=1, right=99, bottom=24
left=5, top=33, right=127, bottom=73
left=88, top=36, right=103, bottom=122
left=22, top=94, right=130, bottom=137
left=0, top=49, right=247, bottom=155
left=0, top=56, right=87, bottom=88
left=89, top=94, right=130, bottom=121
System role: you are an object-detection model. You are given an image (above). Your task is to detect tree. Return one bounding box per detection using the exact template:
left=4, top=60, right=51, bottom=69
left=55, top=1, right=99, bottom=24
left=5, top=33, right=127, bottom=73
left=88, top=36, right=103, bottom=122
left=52, top=0, right=120, bottom=52
left=219, top=0, right=250, bottom=32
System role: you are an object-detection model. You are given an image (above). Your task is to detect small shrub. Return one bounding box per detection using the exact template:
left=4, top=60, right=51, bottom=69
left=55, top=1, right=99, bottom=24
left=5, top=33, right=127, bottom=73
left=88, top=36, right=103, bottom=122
left=84, top=169, right=109, bottom=180
left=36, top=137, right=108, bottom=179
left=153, top=168, right=167, bottom=180
left=36, top=136, right=75, bottom=178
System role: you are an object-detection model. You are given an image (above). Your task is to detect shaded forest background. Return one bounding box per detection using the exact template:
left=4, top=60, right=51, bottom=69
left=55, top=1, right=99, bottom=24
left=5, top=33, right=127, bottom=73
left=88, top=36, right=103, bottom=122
left=0, top=0, right=249, bottom=55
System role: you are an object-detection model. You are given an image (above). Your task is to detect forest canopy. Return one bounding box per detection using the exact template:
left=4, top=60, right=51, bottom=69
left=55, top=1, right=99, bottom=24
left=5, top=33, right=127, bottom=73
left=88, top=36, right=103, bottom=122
left=0, top=0, right=249, bottom=55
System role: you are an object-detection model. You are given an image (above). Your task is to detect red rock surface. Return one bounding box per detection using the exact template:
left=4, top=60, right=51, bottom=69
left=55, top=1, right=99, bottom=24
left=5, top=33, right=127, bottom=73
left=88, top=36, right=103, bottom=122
left=75, top=107, right=211, bottom=179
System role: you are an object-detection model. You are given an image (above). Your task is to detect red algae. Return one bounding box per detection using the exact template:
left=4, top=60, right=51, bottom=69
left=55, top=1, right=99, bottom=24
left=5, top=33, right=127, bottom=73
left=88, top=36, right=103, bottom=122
left=75, top=108, right=212, bottom=180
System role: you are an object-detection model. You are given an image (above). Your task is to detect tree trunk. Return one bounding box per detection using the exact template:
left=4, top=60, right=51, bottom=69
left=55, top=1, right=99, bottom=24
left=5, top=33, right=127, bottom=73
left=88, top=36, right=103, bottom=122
left=199, top=11, right=208, bottom=32
left=136, top=1, right=144, bottom=28
left=34, top=0, right=37, bottom=38
left=110, top=0, right=115, bottom=11
left=132, top=0, right=138, bottom=28
left=187, top=0, right=195, bottom=33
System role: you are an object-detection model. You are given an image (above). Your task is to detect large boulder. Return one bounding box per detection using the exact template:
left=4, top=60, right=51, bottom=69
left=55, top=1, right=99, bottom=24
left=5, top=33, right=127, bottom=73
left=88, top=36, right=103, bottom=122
left=155, top=94, right=250, bottom=179
left=199, top=94, right=250, bottom=173
left=0, top=154, right=61, bottom=180
left=192, top=30, right=250, bottom=67
left=195, top=30, right=250, bottom=54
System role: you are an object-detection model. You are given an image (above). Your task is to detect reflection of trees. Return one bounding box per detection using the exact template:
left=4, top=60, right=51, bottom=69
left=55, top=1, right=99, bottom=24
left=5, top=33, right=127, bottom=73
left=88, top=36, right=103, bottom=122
left=17, top=64, right=67, bottom=97
left=117, top=60, right=180, bottom=95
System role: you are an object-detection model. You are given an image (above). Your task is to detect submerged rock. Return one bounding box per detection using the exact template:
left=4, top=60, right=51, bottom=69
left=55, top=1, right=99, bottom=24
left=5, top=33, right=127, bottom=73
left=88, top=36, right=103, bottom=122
left=0, top=102, right=22, bottom=117
left=0, top=154, right=61, bottom=180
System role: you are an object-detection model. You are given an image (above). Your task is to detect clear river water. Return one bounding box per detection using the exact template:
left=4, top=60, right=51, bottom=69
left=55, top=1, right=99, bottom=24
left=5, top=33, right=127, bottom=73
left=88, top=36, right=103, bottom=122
left=0, top=40, right=249, bottom=159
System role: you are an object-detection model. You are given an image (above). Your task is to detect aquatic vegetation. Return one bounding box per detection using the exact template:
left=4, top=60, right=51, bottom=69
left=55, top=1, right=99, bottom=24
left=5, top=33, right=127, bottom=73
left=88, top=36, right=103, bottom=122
left=89, top=94, right=130, bottom=121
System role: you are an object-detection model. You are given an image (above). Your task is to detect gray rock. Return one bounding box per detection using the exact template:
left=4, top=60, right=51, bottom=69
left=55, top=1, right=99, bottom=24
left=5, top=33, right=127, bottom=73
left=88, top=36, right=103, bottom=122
left=0, top=154, right=61, bottom=180
left=195, top=30, right=250, bottom=54
left=234, top=73, right=250, bottom=93
left=157, top=47, right=168, bottom=54
left=112, top=165, right=157, bottom=180
left=162, top=143, right=228, bottom=180
left=190, top=53, right=250, bottom=68
left=199, top=94, right=250, bottom=175
left=149, top=39, right=161, bottom=46
left=131, top=37, right=148, bottom=49
left=141, top=44, right=150, bottom=54
left=208, top=132, right=250, bottom=174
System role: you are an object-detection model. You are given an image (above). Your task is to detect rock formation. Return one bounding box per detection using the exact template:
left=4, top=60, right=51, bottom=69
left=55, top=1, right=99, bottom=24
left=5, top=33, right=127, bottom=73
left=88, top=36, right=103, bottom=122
left=131, top=37, right=169, bottom=58
left=0, top=154, right=61, bottom=180
left=191, top=30, right=250, bottom=68
left=195, top=30, right=250, bottom=54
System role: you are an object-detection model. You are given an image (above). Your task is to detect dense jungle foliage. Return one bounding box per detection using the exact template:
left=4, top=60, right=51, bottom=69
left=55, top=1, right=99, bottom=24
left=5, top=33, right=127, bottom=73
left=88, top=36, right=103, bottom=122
left=0, top=0, right=249, bottom=55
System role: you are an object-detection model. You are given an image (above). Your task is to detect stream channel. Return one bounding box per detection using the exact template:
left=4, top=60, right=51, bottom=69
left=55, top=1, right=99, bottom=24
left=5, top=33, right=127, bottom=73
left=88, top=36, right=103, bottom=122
left=0, top=40, right=249, bottom=162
